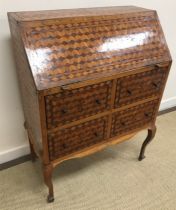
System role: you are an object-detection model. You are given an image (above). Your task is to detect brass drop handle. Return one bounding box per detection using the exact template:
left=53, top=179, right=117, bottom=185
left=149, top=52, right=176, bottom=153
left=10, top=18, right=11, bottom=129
left=60, top=86, right=70, bottom=91
left=127, top=89, right=132, bottom=95
left=94, top=132, right=100, bottom=137
left=121, top=121, right=126, bottom=126
left=154, top=63, right=164, bottom=69
left=95, top=99, right=101, bottom=105
left=154, top=64, right=160, bottom=69
left=152, top=82, right=159, bottom=88
left=61, top=108, right=67, bottom=114
left=144, top=113, right=149, bottom=118
left=62, top=143, right=67, bottom=149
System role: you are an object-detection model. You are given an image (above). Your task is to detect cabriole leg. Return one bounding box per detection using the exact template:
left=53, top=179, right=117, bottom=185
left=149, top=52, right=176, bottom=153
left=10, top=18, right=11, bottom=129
left=24, top=121, right=38, bottom=162
left=138, top=125, right=156, bottom=161
left=43, top=164, right=54, bottom=203
left=28, top=137, right=38, bottom=162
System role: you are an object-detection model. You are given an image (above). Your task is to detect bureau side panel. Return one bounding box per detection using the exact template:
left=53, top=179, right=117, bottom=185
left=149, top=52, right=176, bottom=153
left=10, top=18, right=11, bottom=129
left=8, top=15, right=43, bottom=153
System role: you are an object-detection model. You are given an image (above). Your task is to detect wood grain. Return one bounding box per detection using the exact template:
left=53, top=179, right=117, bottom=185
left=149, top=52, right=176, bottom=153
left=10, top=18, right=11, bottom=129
left=8, top=6, right=172, bottom=202
left=9, top=7, right=171, bottom=90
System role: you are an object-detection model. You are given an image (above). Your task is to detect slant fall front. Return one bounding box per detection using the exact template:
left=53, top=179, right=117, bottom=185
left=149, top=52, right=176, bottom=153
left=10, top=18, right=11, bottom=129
left=8, top=6, right=172, bottom=202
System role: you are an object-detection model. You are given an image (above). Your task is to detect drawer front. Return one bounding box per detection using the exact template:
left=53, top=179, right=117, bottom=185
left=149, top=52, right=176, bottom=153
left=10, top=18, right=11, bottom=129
left=115, top=66, right=166, bottom=107
left=48, top=117, right=108, bottom=160
left=111, top=100, right=158, bottom=137
left=45, top=81, right=112, bottom=129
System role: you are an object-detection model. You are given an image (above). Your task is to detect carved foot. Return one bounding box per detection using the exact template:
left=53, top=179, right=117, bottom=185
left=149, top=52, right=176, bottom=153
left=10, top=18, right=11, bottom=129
left=47, top=195, right=54, bottom=203
left=138, top=155, right=145, bottom=161
left=138, top=125, right=156, bottom=161
left=43, top=164, right=54, bottom=203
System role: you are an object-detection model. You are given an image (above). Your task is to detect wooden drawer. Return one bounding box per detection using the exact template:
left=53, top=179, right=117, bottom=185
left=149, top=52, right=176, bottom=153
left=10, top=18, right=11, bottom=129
left=48, top=117, right=108, bottom=160
left=45, top=81, right=112, bottom=129
left=115, top=66, right=166, bottom=107
left=111, top=100, right=158, bottom=137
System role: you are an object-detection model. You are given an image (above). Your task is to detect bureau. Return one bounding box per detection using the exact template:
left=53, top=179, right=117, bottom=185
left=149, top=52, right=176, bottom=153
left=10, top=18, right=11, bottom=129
left=8, top=6, right=172, bottom=202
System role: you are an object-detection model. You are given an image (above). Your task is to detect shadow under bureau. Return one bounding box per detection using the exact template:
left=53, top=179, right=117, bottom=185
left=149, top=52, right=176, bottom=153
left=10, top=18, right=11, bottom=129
left=8, top=6, right=172, bottom=202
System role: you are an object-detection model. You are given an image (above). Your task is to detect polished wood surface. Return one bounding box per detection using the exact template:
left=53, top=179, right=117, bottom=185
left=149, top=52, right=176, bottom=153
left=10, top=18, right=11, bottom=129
left=8, top=6, right=172, bottom=203
left=9, top=6, right=171, bottom=90
left=8, top=6, right=150, bottom=21
left=45, top=81, right=112, bottom=128
left=8, top=15, right=43, bottom=155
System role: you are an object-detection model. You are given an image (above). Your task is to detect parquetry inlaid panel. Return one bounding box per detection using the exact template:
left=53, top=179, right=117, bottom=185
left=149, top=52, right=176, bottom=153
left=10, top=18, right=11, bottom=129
left=20, top=10, right=171, bottom=90
left=115, top=66, right=167, bottom=107
left=111, top=100, right=159, bottom=137
left=8, top=6, right=172, bottom=202
left=48, top=117, right=108, bottom=160
left=45, top=81, right=112, bottom=129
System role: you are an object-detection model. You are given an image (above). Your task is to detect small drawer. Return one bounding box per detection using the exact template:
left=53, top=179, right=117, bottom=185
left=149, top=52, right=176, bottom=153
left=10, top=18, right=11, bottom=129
left=45, top=81, right=112, bottom=129
left=48, top=117, right=108, bottom=160
left=115, top=65, right=167, bottom=107
left=111, top=100, right=158, bottom=137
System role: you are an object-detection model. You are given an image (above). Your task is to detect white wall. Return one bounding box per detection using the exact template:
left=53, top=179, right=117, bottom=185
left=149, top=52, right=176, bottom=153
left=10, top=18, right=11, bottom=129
left=0, top=0, right=176, bottom=164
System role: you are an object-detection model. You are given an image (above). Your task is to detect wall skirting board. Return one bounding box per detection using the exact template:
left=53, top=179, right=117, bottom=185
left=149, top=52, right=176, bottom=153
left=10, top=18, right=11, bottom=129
left=159, top=96, right=176, bottom=111
left=0, top=97, right=176, bottom=168
left=0, top=144, right=30, bottom=165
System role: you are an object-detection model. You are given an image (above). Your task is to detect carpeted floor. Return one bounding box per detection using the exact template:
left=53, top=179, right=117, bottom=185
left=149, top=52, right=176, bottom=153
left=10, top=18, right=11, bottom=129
left=1, top=111, right=176, bottom=210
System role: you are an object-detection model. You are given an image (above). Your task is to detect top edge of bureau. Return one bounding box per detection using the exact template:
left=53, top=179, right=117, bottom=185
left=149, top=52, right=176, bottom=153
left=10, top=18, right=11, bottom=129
left=7, top=6, right=153, bottom=22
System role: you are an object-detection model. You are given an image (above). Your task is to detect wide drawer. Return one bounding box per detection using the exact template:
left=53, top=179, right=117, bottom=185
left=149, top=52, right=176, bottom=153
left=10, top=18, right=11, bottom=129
left=45, top=81, right=112, bottom=129
left=115, top=65, right=167, bottom=107
left=48, top=117, right=108, bottom=160
left=111, top=100, right=158, bottom=137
